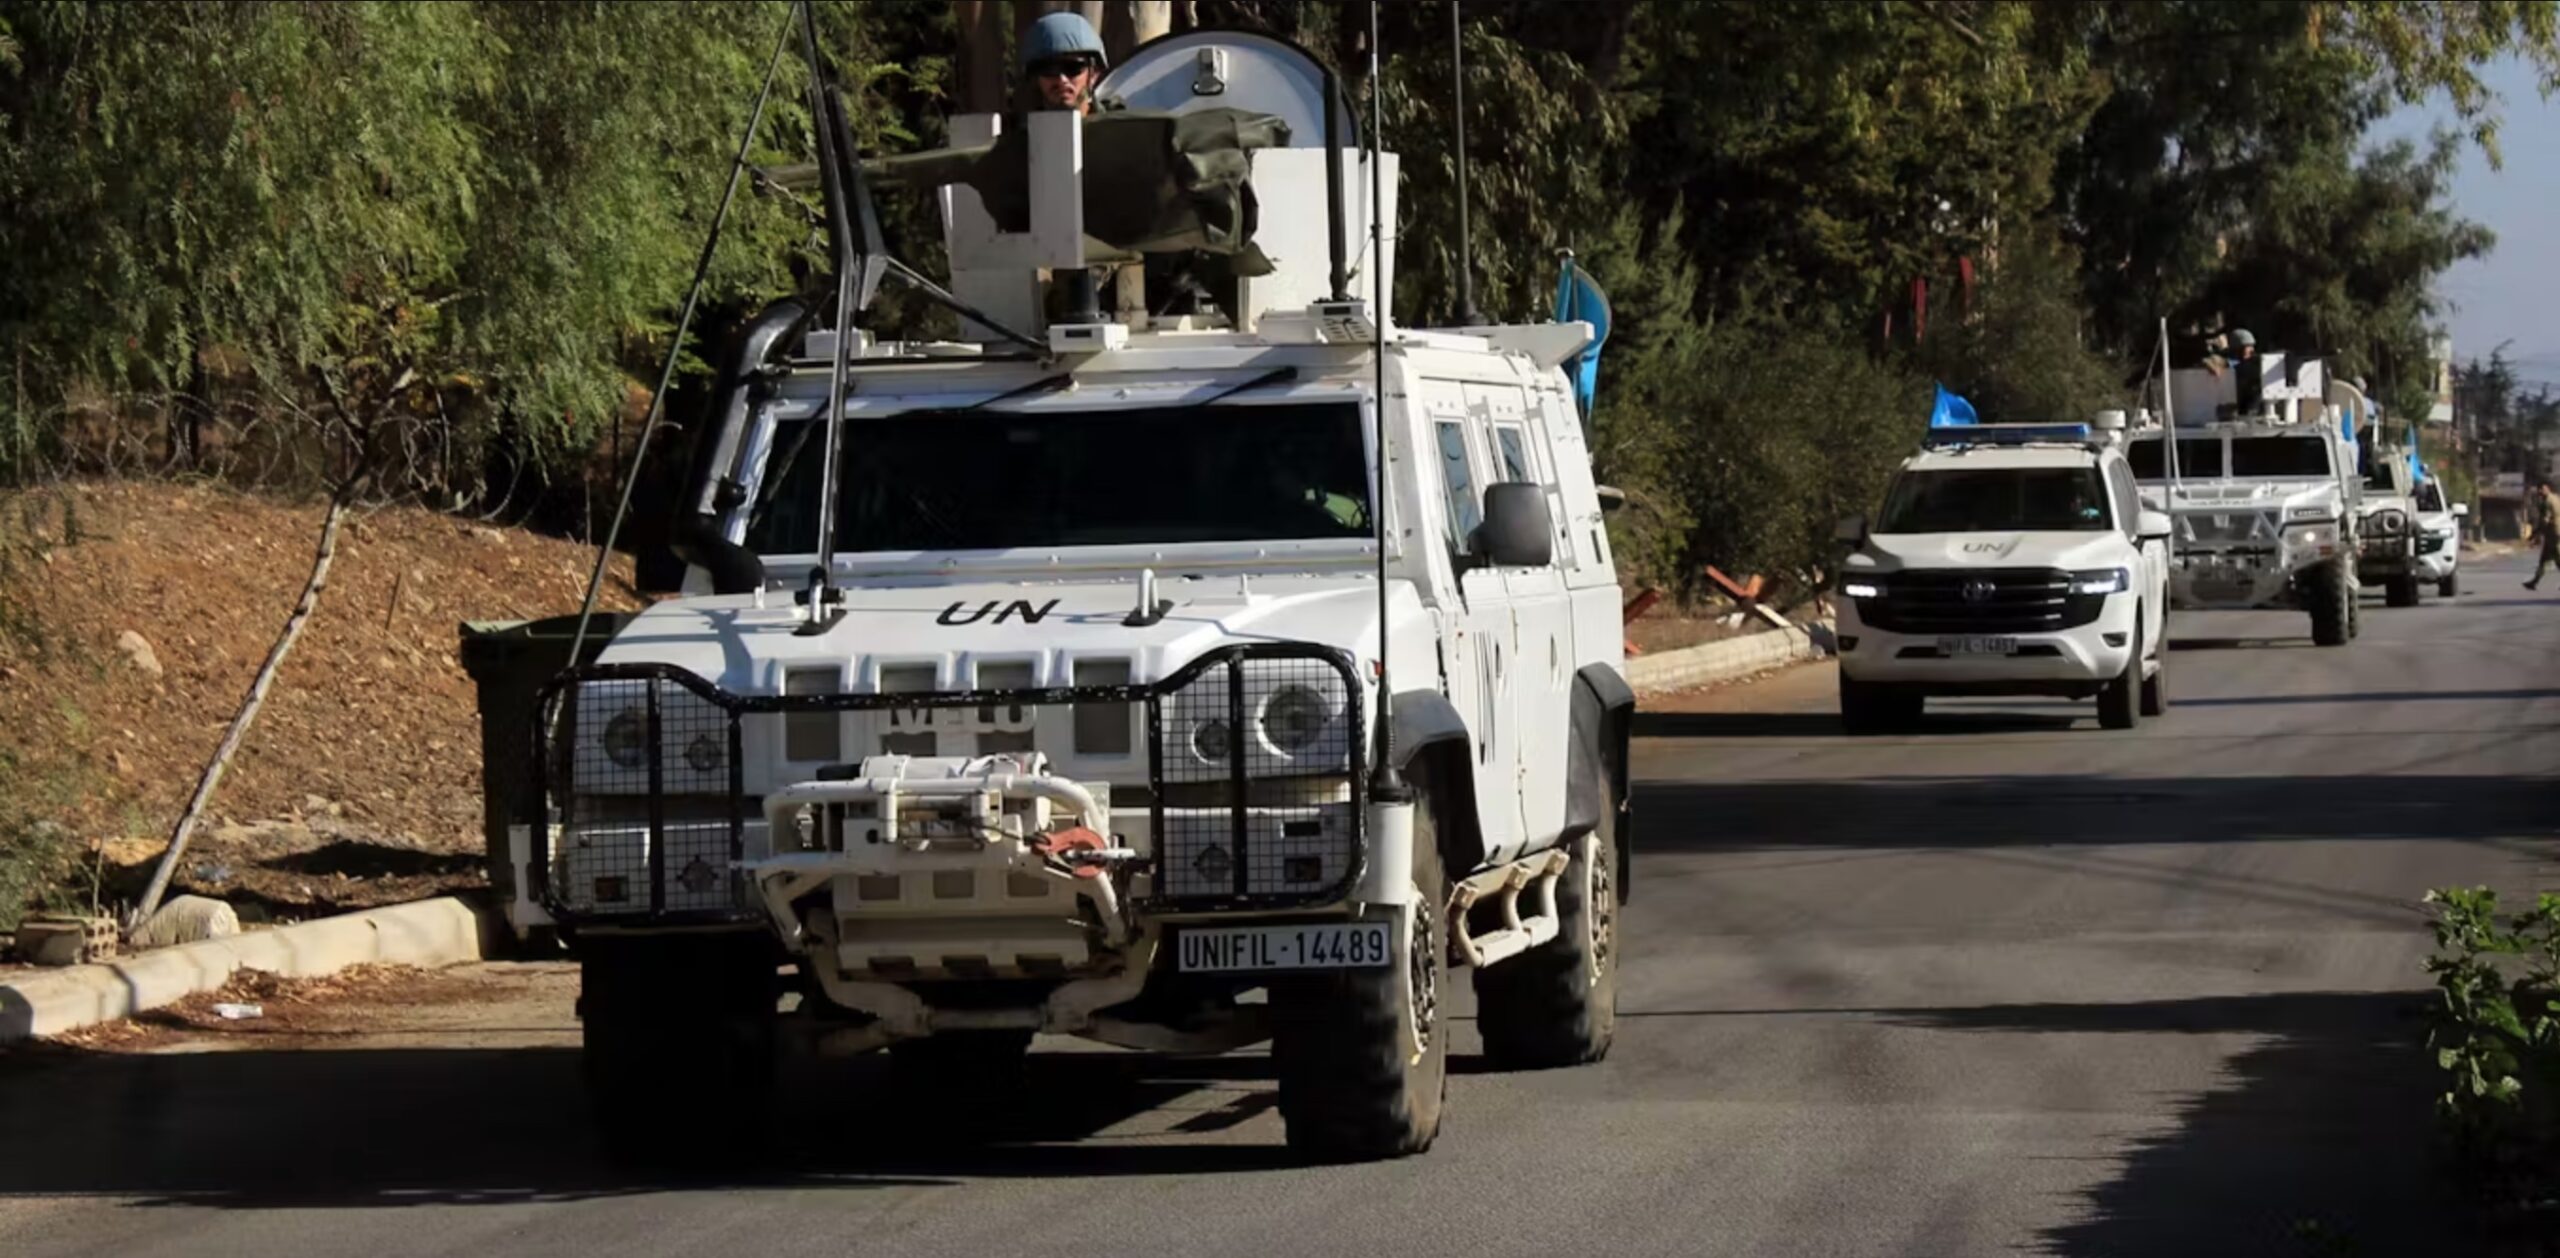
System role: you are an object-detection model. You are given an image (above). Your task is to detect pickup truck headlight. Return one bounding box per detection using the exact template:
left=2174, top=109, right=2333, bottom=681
left=2069, top=567, right=2130, bottom=595
left=1840, top=577, right=1885, bottom=600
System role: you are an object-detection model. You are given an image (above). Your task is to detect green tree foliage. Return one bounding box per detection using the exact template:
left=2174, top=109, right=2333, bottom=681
left=0, top=0, right=2547, bottom=595
left=0, top=0, right=947, bottom=494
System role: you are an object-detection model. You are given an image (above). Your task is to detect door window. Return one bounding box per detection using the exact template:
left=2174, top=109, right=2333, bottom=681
left=1434, top=420, right=1483, bottom=549
left=1492, top=424, right=1532, bottom=484
left=2107, top=462, right=2141, bottom=536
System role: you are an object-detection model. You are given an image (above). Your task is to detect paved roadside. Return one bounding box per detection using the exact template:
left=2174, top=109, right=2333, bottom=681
left=2, top=558, right=2554, bottom=1257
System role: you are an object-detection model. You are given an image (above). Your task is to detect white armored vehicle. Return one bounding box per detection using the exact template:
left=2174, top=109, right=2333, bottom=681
left=1833, top=419, right=2173, bottom=732
left=2128, top=348, right=2367, bottom=645
left=2414, top=468, right=2467, bottom=597
left=2354, top=429, right=2428, bottom=607
left=493, top=24, right=1632, bottom=1163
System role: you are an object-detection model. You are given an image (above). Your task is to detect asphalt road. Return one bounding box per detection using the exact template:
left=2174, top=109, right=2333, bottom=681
left=4, top=554, right=2555, bottom=1258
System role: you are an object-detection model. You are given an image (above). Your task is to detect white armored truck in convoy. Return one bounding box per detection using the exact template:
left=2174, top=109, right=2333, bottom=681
left=2414, top=469, right=2466, bottom=597
left=1833, top=420, right=2173, bottom=732
left=2127, top=348, right=2367, bottom=646
left=2354, top=431, right=2428, bottom=607
left=483, top=24, right=1632, bottom=1163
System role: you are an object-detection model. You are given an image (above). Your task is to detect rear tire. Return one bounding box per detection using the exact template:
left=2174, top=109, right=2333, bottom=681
left=579, top=935, right=780, bottom=1168
left=1272, top=773, right=1450, bottom=1161
left=2308, top=558, right=2352, bottom=647
left=1473, top=776, right=1621, bottom=1070
left=2386, top=574, right=2420, bottom=607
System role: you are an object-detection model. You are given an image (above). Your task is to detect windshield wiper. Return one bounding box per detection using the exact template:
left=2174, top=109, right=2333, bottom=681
left=1197, top=365, right=1299, bottom=406
left=953, top=373, right=1074, bottom=414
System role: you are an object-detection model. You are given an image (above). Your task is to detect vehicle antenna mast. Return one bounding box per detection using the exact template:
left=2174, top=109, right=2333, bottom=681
left=564, top=0, right=798, bottom=666
left=1450, top=0, right=1483, bottom=326
left=1367, top=0, right=1410, bottom=807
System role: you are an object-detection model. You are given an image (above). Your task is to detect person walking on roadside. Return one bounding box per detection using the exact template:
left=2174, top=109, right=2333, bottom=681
left=2527, top=477, right=2560, bottom=590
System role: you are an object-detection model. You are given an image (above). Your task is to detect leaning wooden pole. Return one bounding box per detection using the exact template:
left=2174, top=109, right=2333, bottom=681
left=131, top=481, right=357, bottom=930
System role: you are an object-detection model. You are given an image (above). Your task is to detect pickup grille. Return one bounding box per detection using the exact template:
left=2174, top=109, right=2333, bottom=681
left=1856, top=568, right=2105, bottom=634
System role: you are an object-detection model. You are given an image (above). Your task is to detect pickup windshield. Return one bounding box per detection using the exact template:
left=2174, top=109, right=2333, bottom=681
left=1875, top=467, right=2111, bottom=533
left=745, top=401, right=1374, bottom=553
left=2229, top=435, right=2331, bottom=478
left=2126, top=436, right=2224, bottom=480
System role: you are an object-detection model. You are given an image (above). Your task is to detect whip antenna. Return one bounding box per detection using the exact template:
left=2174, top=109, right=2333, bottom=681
left=1367, top=0, right=1409, bottom=805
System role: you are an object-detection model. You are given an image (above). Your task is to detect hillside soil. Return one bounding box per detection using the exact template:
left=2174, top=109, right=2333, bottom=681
left=0, top=480, right=639, bottom=921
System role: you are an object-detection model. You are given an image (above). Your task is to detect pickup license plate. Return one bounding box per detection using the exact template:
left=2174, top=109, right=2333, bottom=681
left=1177, top=923, right=1393, bottom=973
left=1937, top=635, right=2018, bottom=656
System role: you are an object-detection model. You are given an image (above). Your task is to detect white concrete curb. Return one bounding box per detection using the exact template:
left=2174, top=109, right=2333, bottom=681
left=1628, top=620, right=1833, bottom=695
left=1, top=896, right=494, bottom=1044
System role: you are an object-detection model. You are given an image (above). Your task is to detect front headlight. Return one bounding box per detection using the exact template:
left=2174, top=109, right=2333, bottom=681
left=1840, top=577, right=1885, bottom=600
left=603, top=706, right=649, bottom=769
left=2070, top=567, right=2130, bottom=595
left=1260, top=684, right=1334, bottom=754
left=1167, top=658, right=1355, bottom=774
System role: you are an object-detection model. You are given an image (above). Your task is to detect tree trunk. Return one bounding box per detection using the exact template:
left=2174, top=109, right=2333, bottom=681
left=953, top=0, right=1008, bottom=115
left=131, top=484, right=356, bottom=929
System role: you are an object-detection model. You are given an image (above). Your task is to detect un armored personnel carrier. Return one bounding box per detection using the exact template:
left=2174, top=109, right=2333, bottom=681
left=2128, top=348, right=2367, bottom=646
left=473, top=22, right=1632, bottom=1164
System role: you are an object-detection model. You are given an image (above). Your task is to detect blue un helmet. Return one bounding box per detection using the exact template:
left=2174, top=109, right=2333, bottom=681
left=1022, top=12, right=1109, bottom=71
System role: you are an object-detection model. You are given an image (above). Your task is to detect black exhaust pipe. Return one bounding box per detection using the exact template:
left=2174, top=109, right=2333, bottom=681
left=673, top=298, right=810, bottom=595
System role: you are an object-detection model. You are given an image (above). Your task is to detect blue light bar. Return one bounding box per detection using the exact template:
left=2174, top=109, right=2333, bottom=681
left=1920, top=423, right=2093, bottom=448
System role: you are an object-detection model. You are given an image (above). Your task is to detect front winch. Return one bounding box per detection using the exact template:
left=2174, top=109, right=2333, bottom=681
left=743, top=753, right=1145, bottom=974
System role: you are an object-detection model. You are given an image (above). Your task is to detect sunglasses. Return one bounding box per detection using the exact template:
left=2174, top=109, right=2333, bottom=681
left=1030, top=58, right=1095, bottom=79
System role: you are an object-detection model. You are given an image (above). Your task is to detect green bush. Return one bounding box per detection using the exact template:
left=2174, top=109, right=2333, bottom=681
left=0, top=751, right=91, bottom=934
left=2424, top=886, right=2560, bottom=1232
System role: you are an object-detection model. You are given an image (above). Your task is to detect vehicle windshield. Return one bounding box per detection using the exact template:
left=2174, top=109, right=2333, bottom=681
left=2229, top=435, right=2331, bottom=479
left=2416, top=481, right=2447, bottom=512
left=1875, top=467, right=2112, bottom=534
left=2126, top=436, right=2225, bottom=481
left=745, top=401, right=1374, bottom=553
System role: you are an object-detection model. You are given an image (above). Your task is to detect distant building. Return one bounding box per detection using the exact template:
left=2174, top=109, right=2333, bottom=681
left=2427, top=331, right=2455, bottom=425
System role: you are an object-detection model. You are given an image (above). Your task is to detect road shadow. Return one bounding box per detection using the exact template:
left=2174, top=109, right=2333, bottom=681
left=0, top=1034, right=1353, bottom=1209
left=2178, top=687, right=2560, bottom=709
left=1634, top=707, right=2082, bottom=740
left=2171, top=636, right=2312, bottom=651
left=1883, top=991, right=2476, bottom=1258
left=1630, top=772, right=2560, bottom=853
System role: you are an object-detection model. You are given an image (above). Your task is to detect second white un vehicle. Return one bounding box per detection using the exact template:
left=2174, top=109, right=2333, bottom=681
left=1834, top=420, right=2172, bottom=733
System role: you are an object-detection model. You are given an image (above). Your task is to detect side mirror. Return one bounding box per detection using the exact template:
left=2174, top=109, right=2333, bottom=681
left=1474, top=483, right=1553, bottom=568
left=1834, top=515, right=1868, bottom=544
left=1594, top=483, right=1627, bottom=514
left=2137, top=509, right=2174, bottom=541
left=2453, top=503, right=2471, bottom=518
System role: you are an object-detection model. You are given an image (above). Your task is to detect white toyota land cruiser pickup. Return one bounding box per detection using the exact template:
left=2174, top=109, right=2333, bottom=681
left=1833, top=419, right=2173, bottom=733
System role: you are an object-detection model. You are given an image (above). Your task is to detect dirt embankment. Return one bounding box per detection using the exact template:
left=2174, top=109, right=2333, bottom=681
left=0, top=480, right=638, bottom=918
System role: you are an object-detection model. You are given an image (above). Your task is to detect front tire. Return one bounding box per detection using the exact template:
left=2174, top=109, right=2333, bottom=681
left=2098, top=635, right=2141, bottom=730
left=1839, top=674, right=1921, bottom=735
left=1272, top=774, right=1450, bottom=1161
left=1473, top=776, right=1621, bottom=1070
left=579, top=935, right=780, bottom=1167
left=2440, top=570, right=2459, bottom=598
left=2386, top=573, right=2420, bottom=607
left=2139, top=619, right=2169, bottom=718
left=2308, top=557, right=2352, bottom=647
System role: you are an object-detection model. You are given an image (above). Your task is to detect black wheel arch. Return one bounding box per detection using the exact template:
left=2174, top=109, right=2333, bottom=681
left=1571, top=665, right=1635, bottom=904
left=1386, top=690, right=1489, bottom=877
